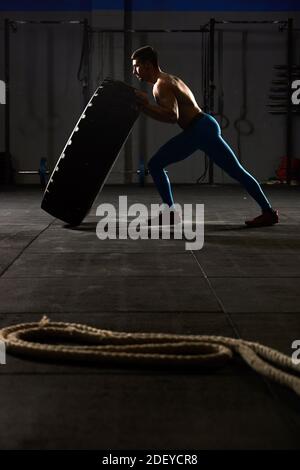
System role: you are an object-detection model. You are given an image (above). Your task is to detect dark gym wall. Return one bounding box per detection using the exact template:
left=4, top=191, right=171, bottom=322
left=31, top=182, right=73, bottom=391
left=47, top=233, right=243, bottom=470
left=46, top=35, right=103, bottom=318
left=0, top=9, right=92, bottom=184
left=0, top=1, right=299, bottom=185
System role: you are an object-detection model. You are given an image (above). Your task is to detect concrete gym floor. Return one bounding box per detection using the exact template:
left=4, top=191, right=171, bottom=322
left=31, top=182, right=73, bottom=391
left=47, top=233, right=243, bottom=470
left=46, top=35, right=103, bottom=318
left=0, top=184, right=300, bottom=450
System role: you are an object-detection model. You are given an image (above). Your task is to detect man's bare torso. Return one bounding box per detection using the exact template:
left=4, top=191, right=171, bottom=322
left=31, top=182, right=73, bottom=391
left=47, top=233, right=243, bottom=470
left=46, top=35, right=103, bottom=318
left=153, top=72, right=202, bottom=129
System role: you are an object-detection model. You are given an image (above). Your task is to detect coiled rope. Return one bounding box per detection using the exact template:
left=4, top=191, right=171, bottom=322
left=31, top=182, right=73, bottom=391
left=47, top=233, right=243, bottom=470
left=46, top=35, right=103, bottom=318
left=1, top=316, right=300, bottom=397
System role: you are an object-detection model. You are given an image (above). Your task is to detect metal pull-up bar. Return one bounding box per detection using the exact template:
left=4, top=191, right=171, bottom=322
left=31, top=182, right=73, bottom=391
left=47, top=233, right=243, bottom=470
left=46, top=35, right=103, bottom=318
left=216, top=20, right=287, bottom=25
left=90, top=27, right=210, bottom=33
left=9, top=20, right=85, bottom=25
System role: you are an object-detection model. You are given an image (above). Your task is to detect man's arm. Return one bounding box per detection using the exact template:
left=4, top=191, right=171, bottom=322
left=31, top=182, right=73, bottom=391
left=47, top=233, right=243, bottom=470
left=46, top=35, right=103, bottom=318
left=135, top=83, right=179, bottom=124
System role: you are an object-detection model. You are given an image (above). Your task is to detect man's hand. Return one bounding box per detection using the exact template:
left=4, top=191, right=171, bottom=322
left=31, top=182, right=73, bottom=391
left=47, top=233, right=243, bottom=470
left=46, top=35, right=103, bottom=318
left=134, top=90, right=150, bottom=108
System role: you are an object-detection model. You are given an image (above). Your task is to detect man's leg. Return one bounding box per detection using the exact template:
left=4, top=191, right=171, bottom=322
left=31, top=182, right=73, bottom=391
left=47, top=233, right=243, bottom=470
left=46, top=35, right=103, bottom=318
left=198, top=114, right=278, bottom=226
left=210, top=136, right=273, bottom=211
left=148, top=130, right=199, bottom=208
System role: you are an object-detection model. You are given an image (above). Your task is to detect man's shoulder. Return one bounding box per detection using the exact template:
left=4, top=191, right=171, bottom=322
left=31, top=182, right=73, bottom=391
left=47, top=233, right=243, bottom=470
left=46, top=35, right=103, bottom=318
left=154, top=75, right=176, bottom=94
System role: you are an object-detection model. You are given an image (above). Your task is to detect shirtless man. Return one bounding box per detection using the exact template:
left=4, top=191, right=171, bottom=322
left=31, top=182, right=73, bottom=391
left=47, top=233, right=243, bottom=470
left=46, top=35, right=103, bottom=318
left=131, top=45, right=279, bottom=227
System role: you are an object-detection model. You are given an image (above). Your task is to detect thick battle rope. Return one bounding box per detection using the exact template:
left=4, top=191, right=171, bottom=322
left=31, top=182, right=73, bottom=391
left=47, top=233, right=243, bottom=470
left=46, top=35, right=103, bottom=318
left=1, top=316, right=299, bottom=397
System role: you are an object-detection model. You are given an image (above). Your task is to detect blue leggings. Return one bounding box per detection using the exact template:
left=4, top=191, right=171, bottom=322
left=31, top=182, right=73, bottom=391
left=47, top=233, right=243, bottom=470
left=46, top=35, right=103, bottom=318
left=148, top=113, right=272, bottom=212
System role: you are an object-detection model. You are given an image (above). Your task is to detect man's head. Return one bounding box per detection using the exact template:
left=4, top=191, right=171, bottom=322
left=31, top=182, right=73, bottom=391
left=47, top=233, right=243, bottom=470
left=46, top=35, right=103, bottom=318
left=131, top=45, right=159, bottom=83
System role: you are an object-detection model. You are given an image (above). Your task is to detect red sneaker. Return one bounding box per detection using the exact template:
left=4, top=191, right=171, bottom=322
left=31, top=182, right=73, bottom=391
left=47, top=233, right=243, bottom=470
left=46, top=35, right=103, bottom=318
left=245, top=210, right=279, bottom=228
